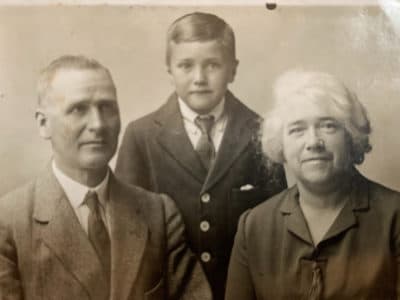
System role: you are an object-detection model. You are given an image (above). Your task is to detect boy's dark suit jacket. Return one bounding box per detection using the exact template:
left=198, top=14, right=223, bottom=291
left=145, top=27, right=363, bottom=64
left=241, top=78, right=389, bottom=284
left=115, top=91, right=287, bottom=299
left=0, top=166, right=211, bottom=300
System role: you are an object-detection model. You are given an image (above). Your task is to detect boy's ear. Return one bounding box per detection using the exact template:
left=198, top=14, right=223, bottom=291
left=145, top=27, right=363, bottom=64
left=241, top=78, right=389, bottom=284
left=35, top=109, right=52, bottom=139
left=166, top=66, right=175, bottom=85
left=229, top=59, right=239, bottom=83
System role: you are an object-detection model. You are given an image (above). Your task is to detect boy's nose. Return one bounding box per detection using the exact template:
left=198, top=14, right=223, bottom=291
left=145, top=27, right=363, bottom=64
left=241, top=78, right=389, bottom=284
left=193, top=67, right=207, bottom=85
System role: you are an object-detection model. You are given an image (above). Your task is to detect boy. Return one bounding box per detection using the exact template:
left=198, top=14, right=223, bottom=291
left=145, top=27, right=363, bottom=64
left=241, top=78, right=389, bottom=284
left=116, top=12, right=286, bottom=299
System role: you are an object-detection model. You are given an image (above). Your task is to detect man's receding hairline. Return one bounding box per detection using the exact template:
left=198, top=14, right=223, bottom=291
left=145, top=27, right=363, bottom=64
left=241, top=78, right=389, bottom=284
left=39, top=66, right=115, bottom=108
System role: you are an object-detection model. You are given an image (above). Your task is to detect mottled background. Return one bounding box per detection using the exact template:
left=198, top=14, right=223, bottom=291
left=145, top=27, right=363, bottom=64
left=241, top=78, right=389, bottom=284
left=1, top=4, right=400, bottom=195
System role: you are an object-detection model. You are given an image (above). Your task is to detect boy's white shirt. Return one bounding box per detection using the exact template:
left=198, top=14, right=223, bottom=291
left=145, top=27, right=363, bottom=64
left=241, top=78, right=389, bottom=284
left=178, top=97, right=228, bottom=152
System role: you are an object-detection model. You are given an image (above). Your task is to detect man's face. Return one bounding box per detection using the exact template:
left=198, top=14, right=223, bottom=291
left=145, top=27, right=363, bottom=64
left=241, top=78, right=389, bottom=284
left=282, top=99, right=352, bottom=192
left=37, top=68, right=121, bottom=173
left=167, top=40, right=238, bottom=114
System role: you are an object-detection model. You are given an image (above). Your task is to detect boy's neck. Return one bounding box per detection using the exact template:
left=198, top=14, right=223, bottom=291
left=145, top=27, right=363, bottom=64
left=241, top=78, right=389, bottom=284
left=177, top=96, right=226, bottom=120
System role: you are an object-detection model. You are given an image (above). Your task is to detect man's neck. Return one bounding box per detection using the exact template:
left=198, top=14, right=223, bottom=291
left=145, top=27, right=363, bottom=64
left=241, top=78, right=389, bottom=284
left=53, top=160, right=108, bottom=188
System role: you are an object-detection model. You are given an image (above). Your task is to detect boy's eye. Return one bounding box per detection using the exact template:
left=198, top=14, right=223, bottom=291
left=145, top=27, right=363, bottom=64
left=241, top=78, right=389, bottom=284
left=177, top=62, right=192, bottom=70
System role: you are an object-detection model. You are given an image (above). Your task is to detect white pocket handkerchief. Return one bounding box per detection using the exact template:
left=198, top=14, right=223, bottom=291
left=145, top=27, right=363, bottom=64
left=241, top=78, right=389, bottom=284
left=240, top=184, right=255, bottom=191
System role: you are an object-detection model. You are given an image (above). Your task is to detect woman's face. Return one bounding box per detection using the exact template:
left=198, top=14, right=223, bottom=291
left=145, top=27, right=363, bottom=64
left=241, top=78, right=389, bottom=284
left=282, top=98, right=353, bottom=192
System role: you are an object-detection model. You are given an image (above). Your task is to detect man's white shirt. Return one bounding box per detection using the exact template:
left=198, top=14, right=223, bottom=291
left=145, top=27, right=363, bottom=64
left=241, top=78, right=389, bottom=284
left=52, top=160, right=110, bottom=234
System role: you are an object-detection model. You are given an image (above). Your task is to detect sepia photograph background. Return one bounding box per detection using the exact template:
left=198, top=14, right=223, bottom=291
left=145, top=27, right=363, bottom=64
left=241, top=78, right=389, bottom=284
left=1, top=3, right=400, bottom=195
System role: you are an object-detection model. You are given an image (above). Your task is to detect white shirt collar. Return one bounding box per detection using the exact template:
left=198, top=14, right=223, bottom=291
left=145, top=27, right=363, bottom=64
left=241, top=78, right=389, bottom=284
left=52, top=160, right=110, bottom=210
left=178, top=96, right=225, bottom=123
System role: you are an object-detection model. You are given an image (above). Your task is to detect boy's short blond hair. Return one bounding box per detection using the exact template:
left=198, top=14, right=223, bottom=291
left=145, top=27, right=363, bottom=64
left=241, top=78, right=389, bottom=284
left=166, top=12, right=236, bottom=65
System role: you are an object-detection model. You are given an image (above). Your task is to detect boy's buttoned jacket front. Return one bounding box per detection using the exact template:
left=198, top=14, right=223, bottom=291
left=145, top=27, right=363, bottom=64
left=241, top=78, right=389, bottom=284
left=115, top=91, right=287, bottom=298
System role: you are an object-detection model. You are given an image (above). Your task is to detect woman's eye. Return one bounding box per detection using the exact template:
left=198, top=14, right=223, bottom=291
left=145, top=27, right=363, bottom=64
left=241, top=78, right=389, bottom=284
left=320, top=121, right=339, bottom=132
left=288, top=127, right=305, bottom=135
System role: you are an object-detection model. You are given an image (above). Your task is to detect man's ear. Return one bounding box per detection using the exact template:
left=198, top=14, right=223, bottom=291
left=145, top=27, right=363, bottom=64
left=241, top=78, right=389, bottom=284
left=35, top=109, right=51, bottom=139
left=229, top=59, right=239, bottom=83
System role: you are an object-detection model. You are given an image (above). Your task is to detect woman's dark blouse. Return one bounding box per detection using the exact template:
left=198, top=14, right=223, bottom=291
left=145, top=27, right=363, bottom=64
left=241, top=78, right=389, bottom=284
left=225, top=172, right=400, bottom=300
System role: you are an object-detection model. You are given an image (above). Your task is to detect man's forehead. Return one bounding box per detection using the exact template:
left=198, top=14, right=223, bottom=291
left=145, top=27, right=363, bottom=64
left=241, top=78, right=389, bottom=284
left=50, top=68, right=114, bottom=90
left=43, top=68, right=116, bottom=107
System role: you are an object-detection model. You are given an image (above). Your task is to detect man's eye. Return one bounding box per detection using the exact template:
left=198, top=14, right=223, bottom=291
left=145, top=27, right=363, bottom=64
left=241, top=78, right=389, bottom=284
left=207, top=62, right=220, bottom=70
left=70, top=105, right=87, bottom=114
left=99, top=102, right=117, bottom=113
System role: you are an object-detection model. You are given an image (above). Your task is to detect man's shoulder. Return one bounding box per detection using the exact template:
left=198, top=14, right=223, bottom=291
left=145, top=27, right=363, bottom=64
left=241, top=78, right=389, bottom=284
left=0, top=179, right=37, bottom=223
left=111, top=176, right=174, bottom=217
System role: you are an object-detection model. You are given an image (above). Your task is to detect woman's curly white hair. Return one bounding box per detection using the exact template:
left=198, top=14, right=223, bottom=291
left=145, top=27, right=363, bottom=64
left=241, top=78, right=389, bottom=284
left=262, top=69, right=372, bottom=165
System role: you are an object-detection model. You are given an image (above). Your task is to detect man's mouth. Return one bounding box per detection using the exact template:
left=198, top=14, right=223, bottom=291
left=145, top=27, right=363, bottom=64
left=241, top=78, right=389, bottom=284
left=81, top=140, right=107, bottom=146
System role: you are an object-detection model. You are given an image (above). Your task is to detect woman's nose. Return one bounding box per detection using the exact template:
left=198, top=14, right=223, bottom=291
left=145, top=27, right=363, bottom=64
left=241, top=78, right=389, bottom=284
left=305, top=128, right=325, bottom=151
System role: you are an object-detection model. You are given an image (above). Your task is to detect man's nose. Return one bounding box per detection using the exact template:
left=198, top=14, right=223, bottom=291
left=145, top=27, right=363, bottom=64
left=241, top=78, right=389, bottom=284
left=193, top=66, right=207, bottom=85
left=88, top=107, right=105, bottom=130
left=305, top=127, right=325, bottom=151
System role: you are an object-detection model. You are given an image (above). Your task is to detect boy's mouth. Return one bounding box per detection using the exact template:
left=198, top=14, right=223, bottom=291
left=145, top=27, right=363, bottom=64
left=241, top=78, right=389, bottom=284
left=190, top=90, right=212, bottom=94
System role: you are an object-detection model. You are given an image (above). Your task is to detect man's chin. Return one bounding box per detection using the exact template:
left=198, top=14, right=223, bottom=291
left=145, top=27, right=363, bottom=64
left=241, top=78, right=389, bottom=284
left=80, top=156, right=111, bottom=170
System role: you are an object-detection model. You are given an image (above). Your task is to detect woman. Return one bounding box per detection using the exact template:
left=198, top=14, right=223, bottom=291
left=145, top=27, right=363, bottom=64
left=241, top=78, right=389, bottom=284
left=225, top=69, right=400, bottom=300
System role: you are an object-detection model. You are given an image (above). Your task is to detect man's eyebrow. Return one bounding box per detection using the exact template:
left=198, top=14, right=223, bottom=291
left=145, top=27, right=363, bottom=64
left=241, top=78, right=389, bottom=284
left=176, top=57, right=193, bottom=61
left=204, top=57, right=221, bottom=61
left=96, top=99, right=118, bottom=105
left=65, top=99, right=90, bottom=109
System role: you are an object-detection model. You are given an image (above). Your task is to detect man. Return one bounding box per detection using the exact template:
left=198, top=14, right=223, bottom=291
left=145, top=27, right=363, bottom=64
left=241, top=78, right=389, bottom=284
left=0, top=55, right=211, bottom=300
left=115, top=12, right=287, bottom=299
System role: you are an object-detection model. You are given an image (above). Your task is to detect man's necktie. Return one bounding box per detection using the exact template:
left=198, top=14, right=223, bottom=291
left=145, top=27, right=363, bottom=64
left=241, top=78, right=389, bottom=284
left=85, top=191, right=111, bottom=282
left=195, top=115, right=216, bottom=170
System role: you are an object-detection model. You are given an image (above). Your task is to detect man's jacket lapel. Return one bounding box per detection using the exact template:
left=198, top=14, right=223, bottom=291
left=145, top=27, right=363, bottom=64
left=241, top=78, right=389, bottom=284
left=32, top=166, right=108, bottom=299
left=108, top=174, right=148, bottom=300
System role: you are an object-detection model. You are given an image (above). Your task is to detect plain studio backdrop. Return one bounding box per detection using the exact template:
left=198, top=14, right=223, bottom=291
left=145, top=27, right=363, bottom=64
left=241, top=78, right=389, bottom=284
left=1, top=4, right=400, bottom=195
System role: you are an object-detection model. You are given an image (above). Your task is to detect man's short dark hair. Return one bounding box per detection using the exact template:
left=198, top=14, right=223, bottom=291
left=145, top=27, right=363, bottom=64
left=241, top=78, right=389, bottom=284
left=37, top=55, right=115, bottom=106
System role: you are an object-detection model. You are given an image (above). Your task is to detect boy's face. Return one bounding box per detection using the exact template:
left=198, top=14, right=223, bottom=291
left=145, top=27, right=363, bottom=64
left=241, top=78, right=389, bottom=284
left=167, top=40, right=238, bottom=115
